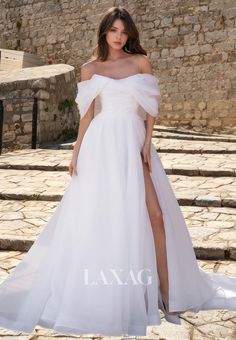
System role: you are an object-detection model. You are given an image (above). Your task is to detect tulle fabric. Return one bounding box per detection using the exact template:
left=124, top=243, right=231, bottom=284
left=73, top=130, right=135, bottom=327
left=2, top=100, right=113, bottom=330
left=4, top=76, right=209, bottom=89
left=76, top=73, right=160, bottom=120
left=0, top=73, right=235, bottom=337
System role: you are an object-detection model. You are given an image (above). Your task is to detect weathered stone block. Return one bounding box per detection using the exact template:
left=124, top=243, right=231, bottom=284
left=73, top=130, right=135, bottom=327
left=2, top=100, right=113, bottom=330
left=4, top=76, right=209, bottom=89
left=23, top=122, right=32, bottom=133
left=160, top=17, right=172, bottom=27
left=21, top=113, right=32, bottom=122
left=13, top=114, right=20, bottom=122
left=3, top=131, right=15, bottom=142
left=185, top=45, right=200, bottom=56
left=198, top=102, right=206, bottom=110
left=17, top=134, right=32, bottom=144
left=35, top=90, right=50, bottom=100
left=32, top=79, right=47, bottom=89
left=184, top=15, right=199, bottom=24
left=208, top=119, right=222, bottom=128
left=170, top=46, right=184, bottom=58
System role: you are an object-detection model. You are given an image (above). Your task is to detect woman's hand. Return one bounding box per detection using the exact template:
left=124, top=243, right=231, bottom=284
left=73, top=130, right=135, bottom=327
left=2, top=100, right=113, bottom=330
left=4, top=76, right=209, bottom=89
left=141, top=141, right=152, bottom=173
left=69, top=156, right=78, bottom=176
left=69, top=142, right=80, bottom=176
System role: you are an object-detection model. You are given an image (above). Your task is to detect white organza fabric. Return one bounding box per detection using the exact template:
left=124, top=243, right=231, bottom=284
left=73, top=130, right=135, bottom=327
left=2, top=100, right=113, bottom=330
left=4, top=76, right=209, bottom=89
left=0, top=73, right=235, bottom=337
left=76, top=73, right=160, bottom=120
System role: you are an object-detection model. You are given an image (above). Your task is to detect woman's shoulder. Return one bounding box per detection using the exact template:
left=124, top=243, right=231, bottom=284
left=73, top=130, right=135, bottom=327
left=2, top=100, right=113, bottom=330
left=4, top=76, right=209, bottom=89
left=125, top=53, right=149, bottom=63
left=80, top=60, right=99, bottom=81
left=133, top=54, right=153, bottom=73
left=122, top=53, right=153, bottom=75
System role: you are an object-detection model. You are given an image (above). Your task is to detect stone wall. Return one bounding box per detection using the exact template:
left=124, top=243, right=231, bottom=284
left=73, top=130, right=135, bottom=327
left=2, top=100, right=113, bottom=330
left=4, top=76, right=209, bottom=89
left=0, top=0, right=236, bottom=134
left=0, top=64, right=79, bottom=150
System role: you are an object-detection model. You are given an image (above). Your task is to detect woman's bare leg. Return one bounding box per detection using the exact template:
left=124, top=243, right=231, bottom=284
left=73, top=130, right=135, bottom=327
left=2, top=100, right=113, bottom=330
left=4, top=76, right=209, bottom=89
left=141, top=158, right=176, bottom=314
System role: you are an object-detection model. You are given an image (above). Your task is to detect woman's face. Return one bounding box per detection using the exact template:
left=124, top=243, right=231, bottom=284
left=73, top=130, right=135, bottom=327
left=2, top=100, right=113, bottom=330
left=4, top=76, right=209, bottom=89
left=106, top=19, right=129, bottom=50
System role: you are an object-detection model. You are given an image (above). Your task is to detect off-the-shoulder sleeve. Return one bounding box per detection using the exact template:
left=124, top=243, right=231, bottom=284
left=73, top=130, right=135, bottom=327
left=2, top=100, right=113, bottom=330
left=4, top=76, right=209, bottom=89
left=132, top=75, right=160, bottom=120
left=75, top=76, right=108, bottom=119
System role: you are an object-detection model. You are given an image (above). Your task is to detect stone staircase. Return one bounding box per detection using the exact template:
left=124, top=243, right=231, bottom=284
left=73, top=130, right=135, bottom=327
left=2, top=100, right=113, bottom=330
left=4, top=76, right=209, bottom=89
left=0, top=125, right=236, bottom=339
left=0, top=126, right=235, bottom=259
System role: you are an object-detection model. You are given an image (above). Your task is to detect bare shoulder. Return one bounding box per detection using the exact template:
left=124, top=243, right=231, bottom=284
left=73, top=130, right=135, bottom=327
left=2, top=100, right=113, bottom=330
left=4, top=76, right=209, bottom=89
left=135, top=54, right=153, bottom=74
left=80, top=60, right=98, bottom=81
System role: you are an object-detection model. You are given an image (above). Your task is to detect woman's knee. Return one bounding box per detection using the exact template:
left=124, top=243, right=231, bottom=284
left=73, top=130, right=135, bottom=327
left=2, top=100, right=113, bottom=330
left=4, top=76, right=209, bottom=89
left=149, top=207, right=163, bottom=227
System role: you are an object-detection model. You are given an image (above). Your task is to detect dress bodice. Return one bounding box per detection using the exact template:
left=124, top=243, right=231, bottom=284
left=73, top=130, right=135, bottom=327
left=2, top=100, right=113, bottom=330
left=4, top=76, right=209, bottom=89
left=75, top=73, right=160, bottom=121
left=97, top=79, right=140, bottom=118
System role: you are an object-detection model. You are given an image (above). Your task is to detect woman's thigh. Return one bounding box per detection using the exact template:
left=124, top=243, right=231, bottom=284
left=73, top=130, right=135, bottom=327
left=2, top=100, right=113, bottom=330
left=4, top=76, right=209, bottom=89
left=141, top=158, right=163, bottom=225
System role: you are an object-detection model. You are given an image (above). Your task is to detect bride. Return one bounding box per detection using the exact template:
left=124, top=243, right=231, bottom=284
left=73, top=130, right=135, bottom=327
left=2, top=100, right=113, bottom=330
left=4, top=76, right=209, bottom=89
left=70, top=7, right=174, bottom=318
left=0, top=5, right=235, bottom=337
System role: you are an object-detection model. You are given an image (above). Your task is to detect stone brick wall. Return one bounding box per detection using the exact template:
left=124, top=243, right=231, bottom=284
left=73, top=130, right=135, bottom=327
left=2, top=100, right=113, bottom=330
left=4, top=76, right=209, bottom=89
left=0, top=0, right=236, bottom=134
left=0, top=64, right=79, bottom=150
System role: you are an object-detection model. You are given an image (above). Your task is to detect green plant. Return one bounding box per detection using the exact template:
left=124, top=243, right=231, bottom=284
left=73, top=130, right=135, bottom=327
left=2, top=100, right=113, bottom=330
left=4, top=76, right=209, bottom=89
left=44, top=106, right=49, bottom=112
left=58, top=98, right=73, bottom=112
left=16, top=20, right=22, bottom=30
left=60, top=128, right=76, bottom=141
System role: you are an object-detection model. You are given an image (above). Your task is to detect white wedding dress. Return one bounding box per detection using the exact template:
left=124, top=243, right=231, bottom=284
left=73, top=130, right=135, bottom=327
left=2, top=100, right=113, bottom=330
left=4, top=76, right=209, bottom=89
left=0, top=73, right=235, bottom=337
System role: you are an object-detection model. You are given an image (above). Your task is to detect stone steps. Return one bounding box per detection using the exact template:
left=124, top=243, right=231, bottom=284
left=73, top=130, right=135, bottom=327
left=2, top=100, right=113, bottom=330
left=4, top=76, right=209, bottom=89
left=0, top=201, right=235, bottom=260
left=153, top=125, right=236, bottom=142
left=0, top=169, right=235, bottom=207
left=0, top=128, right=235, bottom=263
left=152, top=138, right=236, bottom=154
left=153, top=130, right=236, bottom=142
left=39, top=125, right=236, bottom=154
left=49, top=138, right=236, bottom=154
left=1, top=149, right=235, bottom=177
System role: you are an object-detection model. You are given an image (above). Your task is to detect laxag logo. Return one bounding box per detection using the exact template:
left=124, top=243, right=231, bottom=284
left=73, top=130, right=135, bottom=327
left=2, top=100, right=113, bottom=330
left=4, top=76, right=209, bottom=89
left=84, top=268, right=153, bottom=286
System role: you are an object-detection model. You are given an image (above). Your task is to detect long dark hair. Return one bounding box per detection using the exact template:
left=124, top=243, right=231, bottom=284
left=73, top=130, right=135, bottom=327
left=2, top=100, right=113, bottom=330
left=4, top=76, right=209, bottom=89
left=91, top=6, right=147, bottom=61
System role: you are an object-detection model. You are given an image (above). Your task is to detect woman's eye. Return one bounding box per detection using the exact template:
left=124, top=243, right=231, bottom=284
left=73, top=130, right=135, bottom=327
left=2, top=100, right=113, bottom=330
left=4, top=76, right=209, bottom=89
left=110, top=29, right=127, bottom=34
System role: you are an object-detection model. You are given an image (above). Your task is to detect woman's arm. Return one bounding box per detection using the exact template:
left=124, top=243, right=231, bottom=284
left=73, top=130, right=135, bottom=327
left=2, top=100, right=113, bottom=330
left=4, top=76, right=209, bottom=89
left=145, top=115, right=155, bottom=145
left=138, top=55, right=156, bottom=172
left=69, top=63, right=95, bottom=176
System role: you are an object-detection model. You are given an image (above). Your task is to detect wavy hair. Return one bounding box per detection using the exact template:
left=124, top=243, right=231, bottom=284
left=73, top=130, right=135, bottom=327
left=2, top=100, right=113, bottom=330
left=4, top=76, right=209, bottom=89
left=90, top=6, right=147, bottom=61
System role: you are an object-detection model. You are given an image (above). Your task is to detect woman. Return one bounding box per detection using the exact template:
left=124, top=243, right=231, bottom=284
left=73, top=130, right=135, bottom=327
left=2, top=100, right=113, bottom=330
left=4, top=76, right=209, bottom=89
left=0, top=5, right=235, bottom=338
left=70, top=5, right=174, bottom=318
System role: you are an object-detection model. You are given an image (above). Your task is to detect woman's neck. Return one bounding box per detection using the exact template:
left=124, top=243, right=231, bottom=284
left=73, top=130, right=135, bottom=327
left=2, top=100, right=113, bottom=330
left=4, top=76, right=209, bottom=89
left=106, top=48, right=128, bottom=61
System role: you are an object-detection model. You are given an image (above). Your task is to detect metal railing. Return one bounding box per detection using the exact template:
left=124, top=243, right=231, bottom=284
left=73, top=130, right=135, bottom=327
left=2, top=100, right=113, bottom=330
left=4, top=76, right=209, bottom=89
left=0, top=97, right=38, bottom=155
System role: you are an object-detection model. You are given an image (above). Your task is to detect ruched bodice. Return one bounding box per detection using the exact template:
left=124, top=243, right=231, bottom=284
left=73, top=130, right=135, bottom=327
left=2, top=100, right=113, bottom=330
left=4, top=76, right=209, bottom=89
left=98, top=84, right=140, bottom=117
left=75, top=73, right=161, bottom=121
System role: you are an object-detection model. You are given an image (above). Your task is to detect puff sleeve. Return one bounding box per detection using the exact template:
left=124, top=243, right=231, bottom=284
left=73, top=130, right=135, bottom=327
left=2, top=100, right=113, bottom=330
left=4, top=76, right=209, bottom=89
left=75, top=76, right=109, bottom=119
left=132, top=74, right=160, bottom=120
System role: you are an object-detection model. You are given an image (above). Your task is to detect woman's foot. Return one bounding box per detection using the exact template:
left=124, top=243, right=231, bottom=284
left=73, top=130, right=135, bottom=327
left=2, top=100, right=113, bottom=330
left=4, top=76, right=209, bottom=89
left=162, top=299, right=179, bottom=316
left=160, top=298, right=181, bottom=325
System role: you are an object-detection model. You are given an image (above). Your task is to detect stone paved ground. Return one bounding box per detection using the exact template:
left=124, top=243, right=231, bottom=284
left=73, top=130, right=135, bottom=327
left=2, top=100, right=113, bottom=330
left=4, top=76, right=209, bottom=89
left=152, top=138, right=236, bottom=154
left=0, top=201, right=235, bottom=260
left=58, top=137, right=236, bottom=154
left=0, top=149, right=235, bottom=176
left=151, top=126, right=236, bottom=143
left=0, top=125, right=236, bottom=339
left=1, top=169, right=236, bottom=206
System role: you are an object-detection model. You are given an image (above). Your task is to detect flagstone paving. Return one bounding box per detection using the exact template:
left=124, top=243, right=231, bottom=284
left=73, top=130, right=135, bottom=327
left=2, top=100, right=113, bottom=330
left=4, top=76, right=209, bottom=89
left=0, top=202, right=235, bottom=261
left=152, top=129, right=236, bottom=142
left=152, top=125, right=236, bottom=143
left=0, top=149, right=235, bottom=177
left=55, top=137, right=236, bottom=154
left=0, top=169, right=235, bottom=207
